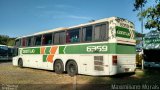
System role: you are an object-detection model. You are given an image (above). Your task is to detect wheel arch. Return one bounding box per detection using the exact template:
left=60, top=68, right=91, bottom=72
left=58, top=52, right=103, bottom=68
left=18, top=57, right=23, bottom=68
left=18, top=57, right=23, bottom=63
left=53, top=59, right=64, bottom=70
left=65, top=59, right=78, bottom=71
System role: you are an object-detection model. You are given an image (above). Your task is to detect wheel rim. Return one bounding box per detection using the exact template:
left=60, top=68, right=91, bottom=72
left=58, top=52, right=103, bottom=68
left=69, top=64, right=76, bottom=73
left=19, top=60, right=22, bottom=67
left=55, top=63, right=61, bottom=71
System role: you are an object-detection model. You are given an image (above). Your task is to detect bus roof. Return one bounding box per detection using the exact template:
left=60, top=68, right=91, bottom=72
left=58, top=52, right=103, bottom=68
left=16, top=16, right=133, bottom=39
left=16, top=27, right=67, bottom=39
left=33, top=27, right=67, bottom=35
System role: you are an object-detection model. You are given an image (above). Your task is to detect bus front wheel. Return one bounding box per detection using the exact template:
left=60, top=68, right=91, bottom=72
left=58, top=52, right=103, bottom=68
left=18, top=58, right=23, bottom=68
left=66, top=61, right=78, bottom=77
left=54, top=60, right=64, bottom=74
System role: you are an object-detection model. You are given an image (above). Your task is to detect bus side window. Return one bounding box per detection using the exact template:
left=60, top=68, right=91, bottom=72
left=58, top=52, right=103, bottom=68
left=15, top=39, right=21, bottom=47
left=42, top=33, right=52, bottom=45
left=22, top=38, right=26, bottom=47
left=26, top=37, right=32, bottom=47
left=66, top=28, right=80, bottom=43
left=14, top=39, right=21, bottom=56
left=53, top=32, right=60, bottom=44
left=94, top=25, right=101, bottom=41
left=59, top=31, right=66, bottom=44
left=34, top=35, right=42, bottom=46
left=53, top=31, right=65, bottom=44
left=82, top=26, right=93, bottom=42
left=94, top=24, right=108, bottom=41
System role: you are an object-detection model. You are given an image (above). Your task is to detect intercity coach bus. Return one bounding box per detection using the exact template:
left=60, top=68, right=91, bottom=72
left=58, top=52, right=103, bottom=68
left=143, top=30, right=160, bottom=68
left=0, top=45, right=14, bottom=61
left=13, top=17, right=136, bottom=76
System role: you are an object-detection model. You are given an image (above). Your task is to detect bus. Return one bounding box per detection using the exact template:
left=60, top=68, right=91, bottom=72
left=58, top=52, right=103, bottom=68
left=0, top=45, right=14, bottom=61
left=13, top=17, right=136, bottom=76
left=143, top=30, right=160, bottom=68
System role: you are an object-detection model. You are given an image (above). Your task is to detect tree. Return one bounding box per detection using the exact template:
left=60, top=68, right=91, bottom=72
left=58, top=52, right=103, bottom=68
left=133, top=0, right=160, bottom=31
left=7, top=39, right=15, bottom=46
left=0, top=35, right=15, bottom=46
left=0, top=35, right=9, bottom=45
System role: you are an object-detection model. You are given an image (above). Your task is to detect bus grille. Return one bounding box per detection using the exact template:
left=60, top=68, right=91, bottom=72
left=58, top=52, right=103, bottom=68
left=94, top=56, right=104, bottom=71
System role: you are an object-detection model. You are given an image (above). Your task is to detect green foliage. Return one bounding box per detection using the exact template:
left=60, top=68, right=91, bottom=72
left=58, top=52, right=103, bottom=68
left=0, top=35, right=15, bottom=46
left=135, top=31, right=145, bottom=37
left=133, top=0, right=147, bottom=11
left=134, top=0, right=160, bottom=31
left=136, top=53, right=142, bottom=66
left=7, top=39, right=15, bottom=46
left=0, top=35, right=9, bottom=45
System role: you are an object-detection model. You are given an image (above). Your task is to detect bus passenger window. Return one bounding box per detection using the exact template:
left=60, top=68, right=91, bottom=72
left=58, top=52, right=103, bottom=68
left=53, top=31, right=65, bottom=44
left=59, top=31, right=66, bottom=44
left=53, top=32, right=60, bottom=44
left=26, top=37, right=32, bottom=47
left=42, top=33, right=52, bottom=45
left=94, top=25, right=101, bottom=41
left=22, top=38, right=26, bottom=47
left=34, top=35, right=42, bottom=46
left=66, top=29, right=80, bottom=43
left=15, top=39, right=21, bottom=47
left=82, top=26, right=92, bottom=42
left=94, top=24, right=107, bottom=41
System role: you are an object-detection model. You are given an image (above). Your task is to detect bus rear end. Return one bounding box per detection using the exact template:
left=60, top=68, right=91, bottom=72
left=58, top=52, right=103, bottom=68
left=109, top=17, right=136, bottom=75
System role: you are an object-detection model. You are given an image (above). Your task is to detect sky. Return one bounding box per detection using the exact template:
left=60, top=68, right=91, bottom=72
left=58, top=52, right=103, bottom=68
left=0, top=0, right=154, bottom=38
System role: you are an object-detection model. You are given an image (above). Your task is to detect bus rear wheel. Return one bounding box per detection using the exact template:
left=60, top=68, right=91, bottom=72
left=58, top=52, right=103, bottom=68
left=66, top=61, right=78, bottom=77
left=54, top=60, right=64, bottom=74
left=18, top=58, right=23, bottom=68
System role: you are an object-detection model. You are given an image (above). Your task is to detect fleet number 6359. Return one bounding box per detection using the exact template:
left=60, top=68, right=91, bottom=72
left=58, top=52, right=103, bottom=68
left=86, top=46, right=108, bottom=52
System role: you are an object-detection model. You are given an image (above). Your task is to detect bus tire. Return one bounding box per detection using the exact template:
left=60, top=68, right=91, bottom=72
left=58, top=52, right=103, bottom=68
left=66, top=60, right=78, bottom=77
left=18, top=58, right=23, bottom=68
left=54, top=60, right=64, bottom=74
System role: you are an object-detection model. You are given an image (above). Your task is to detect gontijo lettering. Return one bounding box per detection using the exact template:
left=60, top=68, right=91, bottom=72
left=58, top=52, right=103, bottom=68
left=22, top=49, right=35, bottom=54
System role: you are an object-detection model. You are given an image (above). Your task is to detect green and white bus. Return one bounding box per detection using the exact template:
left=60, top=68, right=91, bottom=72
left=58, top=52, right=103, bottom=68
left=13, top=17, right=136, bottom=76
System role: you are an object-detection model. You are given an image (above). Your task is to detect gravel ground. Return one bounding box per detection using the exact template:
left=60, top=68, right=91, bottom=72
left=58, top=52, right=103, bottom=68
left=0, top=62, right=160, bottom=90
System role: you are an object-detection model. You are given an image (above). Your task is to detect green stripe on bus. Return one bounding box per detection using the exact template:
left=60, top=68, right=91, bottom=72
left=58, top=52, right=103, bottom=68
left=21, top=43, right=135, bottom=55
left=117, top=44, right=136, bottom=54
left=45, top=47, right=51, bottom=54
left=43, top=55, right=47, bottom=62
left=59, top=46, right=65, bottom=54
left=22, top=48, right=40, bottom=54
left=59, top=43, right=136, bottom=54
left=109, top=44, right=136, bottom=54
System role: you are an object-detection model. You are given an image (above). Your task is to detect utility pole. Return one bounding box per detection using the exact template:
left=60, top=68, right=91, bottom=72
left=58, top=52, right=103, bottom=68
left=141, top=4, right=144, bottom=70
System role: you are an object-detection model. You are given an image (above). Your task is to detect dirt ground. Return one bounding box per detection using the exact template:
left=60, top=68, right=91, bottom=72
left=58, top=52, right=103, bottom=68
left=0, top=62, right=160, bottom=90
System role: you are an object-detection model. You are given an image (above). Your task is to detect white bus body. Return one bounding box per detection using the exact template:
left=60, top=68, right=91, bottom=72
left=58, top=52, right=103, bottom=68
left=13, top=17, right=136, bottom=76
